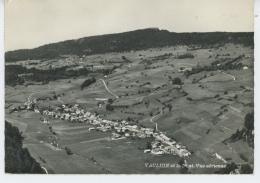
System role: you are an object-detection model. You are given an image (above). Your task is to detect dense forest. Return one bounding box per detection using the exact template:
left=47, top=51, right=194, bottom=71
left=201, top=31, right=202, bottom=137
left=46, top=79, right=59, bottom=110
left=215, top=112, right=254, bottom=174
left=215, top=162, right=253, bottom=174
left=184, top=54, right=246, bottom=78
left=5, top=64, right=113, bottom=86
left=5, top=121, right=44, bottom=173
left=5, top=28, right=254, bottom=62
left=81, top=78, right=96, bottom=90
left=225, top=112, right=254, bottom=148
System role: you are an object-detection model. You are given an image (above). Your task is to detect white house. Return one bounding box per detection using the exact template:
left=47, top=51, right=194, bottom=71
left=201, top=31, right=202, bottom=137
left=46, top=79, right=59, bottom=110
left=243, top=66, right=248, bottom=70
left=144, top=149, right=151, bottom=153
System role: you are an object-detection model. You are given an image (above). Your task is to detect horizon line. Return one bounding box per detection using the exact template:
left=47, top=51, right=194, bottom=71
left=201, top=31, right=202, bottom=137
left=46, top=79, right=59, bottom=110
left=5, top=28, right=254, bottom=52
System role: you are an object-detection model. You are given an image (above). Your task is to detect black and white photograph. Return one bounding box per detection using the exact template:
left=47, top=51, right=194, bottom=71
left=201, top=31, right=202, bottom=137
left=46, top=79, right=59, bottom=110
left=2, top=0, right=257, bottom=177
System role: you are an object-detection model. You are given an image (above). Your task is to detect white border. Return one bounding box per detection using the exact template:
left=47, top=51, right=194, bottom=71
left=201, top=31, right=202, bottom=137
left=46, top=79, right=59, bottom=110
left=0, top=0, right=259, bottom=183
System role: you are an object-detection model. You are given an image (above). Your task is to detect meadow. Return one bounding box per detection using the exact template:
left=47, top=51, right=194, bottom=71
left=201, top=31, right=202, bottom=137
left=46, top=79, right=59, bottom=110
left=5, top=44, right=254, bottom=174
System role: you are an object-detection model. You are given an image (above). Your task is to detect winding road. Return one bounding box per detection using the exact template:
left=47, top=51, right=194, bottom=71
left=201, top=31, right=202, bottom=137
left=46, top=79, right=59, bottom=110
left=150, top=109, right=162, bottom=131
left=100, top=79, right=119, bottom=99
left=57, top=97, right=64, bottom=104
left=27, top=84, right=51, bottom=102
left=218, top=70, right=236, bottom=80
left=139, top=92, right=161, bottom=131
left=27, top=92, right=38, bottom=102
left=41, top=167, right=49, bottom=174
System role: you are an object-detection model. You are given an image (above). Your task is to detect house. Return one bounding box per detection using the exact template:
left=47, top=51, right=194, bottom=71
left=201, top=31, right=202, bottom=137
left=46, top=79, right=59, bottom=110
left=34, top=109, right=40, bottom=113
left=43, top=118, right=49, bottom=123
left=139, top=134, right=146, bottom=138
left=178, top=68, right=192, bottom=73
left=176, top=144, right=181, bottom=149
left=20, top=106, right=26, bottom=110
left=155, top=136, right=164, bottom=142
left=145, top=128, right=154, bottom=132
left=152, top=141, right=159, bottom=148
left=105, top=126, right=111, bottom=130
left=144, top=149, right=151, bottom=153
left=160, top=134, right=170, bottom=141
left=180, top=149, right=190, bottom=157
left=112, top=133, right=121, bottom=139
left=89, top=127, right=96, bottom=131
left=151, top=148, right=164, bottom=155
left=145, top=131, right=153, bottom=135
left=164, top=146, right=175, bottom=153
left=141, top=127, right=146, bottom=131
left=125, top=133, right=130, bottom=137
left=230, top=169, right=241, bottom=174
left=131, top=128, right=140, bottom=132
left=245, top=54, right=251, bottom=58
left=114, top=127, right=121, bottom=130
left=243, top=66, right=248, bottom=70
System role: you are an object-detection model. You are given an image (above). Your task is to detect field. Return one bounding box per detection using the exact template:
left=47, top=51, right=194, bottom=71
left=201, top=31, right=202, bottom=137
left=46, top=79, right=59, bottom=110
left=5, top=44, right=254, bottom=174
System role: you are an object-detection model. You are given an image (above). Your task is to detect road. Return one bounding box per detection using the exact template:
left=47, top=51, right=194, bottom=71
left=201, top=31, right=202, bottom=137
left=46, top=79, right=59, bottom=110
left=149, top=108, right=163, bottom=131
left=139, top=92, right=154, bottom=102
left=218, top=124, right=236, bottom=132
left=218, top=70, right=236, bottom=80
left=139, top=92, right=162, bottom=131
left=27, top=92, right=38, bottom=102
left=57, top=97, right=64, bottom=104
left=41, top=167, right=49, bottom=174
left=80, top=137, right=109, bottom=144
left=139, top=96, right=145, bottom=102
left=27, top=84, right=51, bottom=102
left=87, top=106, right=103, bottom=112
left=100, top=79, right=119, bottom=99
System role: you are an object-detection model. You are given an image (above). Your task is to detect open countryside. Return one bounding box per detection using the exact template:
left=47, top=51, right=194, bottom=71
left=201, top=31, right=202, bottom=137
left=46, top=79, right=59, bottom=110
left=5, top=28, right=254, bottom=174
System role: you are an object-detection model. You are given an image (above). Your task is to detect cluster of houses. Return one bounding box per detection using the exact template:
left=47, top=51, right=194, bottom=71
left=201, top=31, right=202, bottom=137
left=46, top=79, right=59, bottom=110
left=18, top=99, right=192, bottom=158
left=144, top=133, right=191, bottom=157
left=10, top=96, right=61, bottom=114
left=10, top=99, right=40, bottom=114
left=40, top=103, right=191, bottom=157
left=42, top=104, right=155, bottom=139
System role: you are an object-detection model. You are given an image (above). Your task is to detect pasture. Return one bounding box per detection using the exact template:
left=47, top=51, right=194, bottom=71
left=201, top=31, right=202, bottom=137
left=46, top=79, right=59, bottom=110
left=5, top=43, right=254, bottom=174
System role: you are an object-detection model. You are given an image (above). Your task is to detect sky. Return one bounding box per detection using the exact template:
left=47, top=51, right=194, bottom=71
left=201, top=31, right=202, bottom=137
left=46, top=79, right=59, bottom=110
left=4, top=0, right=254, bottom=51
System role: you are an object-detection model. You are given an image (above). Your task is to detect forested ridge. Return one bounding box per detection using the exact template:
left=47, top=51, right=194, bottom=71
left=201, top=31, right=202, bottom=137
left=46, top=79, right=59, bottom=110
left=5, top=121, right=44, bottom=173
left=5, top=28, right=254, bottom=62
left=5, top=64, right=114, bottom=86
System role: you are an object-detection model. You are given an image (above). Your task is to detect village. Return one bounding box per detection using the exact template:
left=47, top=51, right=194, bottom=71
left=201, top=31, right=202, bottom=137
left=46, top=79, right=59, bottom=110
left=13, top=97, right=191, bottom=158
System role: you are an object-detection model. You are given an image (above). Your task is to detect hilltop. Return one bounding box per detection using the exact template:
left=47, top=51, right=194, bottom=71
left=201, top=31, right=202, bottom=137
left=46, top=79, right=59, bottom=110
left=5, top=28, right=253, bottom=62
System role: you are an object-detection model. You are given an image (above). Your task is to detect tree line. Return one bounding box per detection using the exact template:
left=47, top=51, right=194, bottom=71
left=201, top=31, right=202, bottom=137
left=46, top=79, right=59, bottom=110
left=81, top=78, right=96, bottom=90
left=226, top=112, right=254, bottom=148
left=6, top=29, right=253, bottom=62
left=184, top=54, right=246, bottom=78
left=5, top=64, right=114, bottom=86
left=5, top=121, right=44, bottom=173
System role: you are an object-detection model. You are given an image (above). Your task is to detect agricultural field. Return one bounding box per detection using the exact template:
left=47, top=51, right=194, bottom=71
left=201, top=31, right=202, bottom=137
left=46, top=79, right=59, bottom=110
left=5, top=43, right=254, bottom=174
